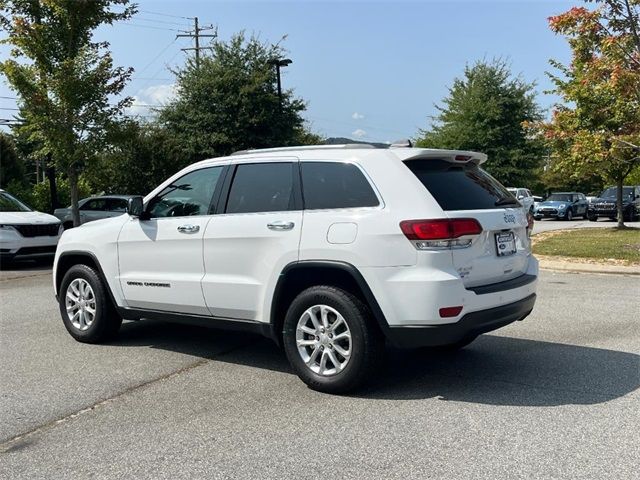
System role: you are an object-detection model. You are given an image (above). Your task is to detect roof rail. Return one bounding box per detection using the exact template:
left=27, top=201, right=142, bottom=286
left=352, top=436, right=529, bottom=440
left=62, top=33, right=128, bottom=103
left=231, top=144, right=381, bottom=156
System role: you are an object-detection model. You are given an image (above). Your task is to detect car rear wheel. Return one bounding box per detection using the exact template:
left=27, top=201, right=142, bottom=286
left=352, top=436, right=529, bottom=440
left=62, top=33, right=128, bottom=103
left=282, top=285, right=384, bottom=394
left=59, top=264, right=122, bottom=343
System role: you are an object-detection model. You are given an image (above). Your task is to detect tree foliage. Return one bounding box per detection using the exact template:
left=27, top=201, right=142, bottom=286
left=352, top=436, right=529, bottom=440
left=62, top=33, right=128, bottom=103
left=416, top=59, right=545, bottom=187
left=0, top=0, right=135, bottom=225
left=84, top=120, right=192, bottom=196
left=0, top=132, right=26, bottom=188
left=158, top=32, right=315, bottom=160
left=540, top=1, right=640, bottom=226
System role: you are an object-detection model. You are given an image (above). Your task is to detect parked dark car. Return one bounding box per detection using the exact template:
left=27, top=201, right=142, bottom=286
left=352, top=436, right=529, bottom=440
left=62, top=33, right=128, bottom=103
left=54, top=195, right=136, bottom=229
left=588, top=186, right=640, bottom=222
left=533, top=192, right=589, bottom=221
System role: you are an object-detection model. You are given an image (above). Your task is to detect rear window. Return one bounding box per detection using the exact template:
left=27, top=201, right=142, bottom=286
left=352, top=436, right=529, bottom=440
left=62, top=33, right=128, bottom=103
left=404, top=159, right=515, bottom=211
left=301, top=162, right=379, bottom=210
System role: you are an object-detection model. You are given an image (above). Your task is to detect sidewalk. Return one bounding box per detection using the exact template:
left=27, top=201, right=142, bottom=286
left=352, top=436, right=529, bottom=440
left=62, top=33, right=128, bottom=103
left=538, top=255, right=640, bottom=276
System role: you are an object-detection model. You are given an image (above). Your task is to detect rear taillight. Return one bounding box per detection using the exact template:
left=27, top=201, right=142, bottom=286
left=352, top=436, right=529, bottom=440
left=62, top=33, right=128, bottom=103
left=526, top=211, right=534, bottom=233
left=400, top=218, right=482, bottom=250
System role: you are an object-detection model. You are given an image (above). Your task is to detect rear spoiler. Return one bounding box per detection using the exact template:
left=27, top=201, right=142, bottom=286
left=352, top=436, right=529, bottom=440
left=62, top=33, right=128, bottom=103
left=391, top=148, right=487, bottom=165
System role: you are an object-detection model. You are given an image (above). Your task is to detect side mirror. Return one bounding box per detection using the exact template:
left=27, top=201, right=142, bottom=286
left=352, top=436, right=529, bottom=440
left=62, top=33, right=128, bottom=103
left=517, top=195, right=524, bottom=200
left=127, top=196, right=149, bottom=220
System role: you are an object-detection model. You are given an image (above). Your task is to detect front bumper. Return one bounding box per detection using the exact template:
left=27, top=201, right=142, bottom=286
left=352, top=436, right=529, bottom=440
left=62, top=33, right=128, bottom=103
left=0, top=228, right=61, bottom=258
left=385, top=293, right=536, bottom=348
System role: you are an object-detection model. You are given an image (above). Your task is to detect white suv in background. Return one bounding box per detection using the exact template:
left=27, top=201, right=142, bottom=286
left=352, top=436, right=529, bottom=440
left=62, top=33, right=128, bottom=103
left=53, top=145, right=538, bottom=393
left=1, top=189, right=62, bottom=261
left=507, top=187, right=535, bottom=213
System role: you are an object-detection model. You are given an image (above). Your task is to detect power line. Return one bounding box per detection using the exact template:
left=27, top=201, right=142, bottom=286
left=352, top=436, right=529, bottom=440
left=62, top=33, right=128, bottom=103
left=119, top=22, right=182, bottom=32
left=135, top=38, right=178, bottom=77
left=137, top=9, right=192, bottom=20
left=133, top=16, right=191, bottom=28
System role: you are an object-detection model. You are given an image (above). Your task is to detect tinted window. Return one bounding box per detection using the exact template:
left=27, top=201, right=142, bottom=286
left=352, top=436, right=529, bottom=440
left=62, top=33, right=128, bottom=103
left=81, top=199, right=108, bottom=211
left=148, top=166, right=223, bottom=218
left=404, top=159, right=515, bottom=211
left=601, top=187, right=633, bottom=198
left=108, top=199, right=128, bottom=212
left=226, top=163, right=294, bottom=214
left=547, top=194, right=572, bottom=202
left=0, top=192, right=31, bottom=212
left=301, top=162, right=379, bottom=210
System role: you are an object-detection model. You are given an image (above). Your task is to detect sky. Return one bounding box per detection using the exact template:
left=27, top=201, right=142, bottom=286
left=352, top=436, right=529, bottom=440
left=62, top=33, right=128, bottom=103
left=0, top=0, right=575, bottom=142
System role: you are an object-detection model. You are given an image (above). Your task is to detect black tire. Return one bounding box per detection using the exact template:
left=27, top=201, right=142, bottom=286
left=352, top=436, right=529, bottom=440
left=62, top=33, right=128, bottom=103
left=534, top=216, right=542, bottom=221
left=565, top=209, right=573, bottom=221
left=282, top=285, right=384, bottom=394
left=588, top=214, right=598, bottom=222
left=58, top=264, right=122, bottom=343
left=63, top=221, right=74, bottom=230
left=583, top=211, right=589, bottom=220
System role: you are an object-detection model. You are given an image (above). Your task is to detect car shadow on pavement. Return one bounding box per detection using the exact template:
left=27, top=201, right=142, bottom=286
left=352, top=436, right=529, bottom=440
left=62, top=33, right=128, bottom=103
left=113, top=320, right=639, bottom=407
left=0, top=256, right=53, bottom=271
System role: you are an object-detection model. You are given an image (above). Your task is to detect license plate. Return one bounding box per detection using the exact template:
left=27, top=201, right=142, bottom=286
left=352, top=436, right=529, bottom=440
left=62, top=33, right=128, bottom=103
left=495, top=231, right=517, bottom=257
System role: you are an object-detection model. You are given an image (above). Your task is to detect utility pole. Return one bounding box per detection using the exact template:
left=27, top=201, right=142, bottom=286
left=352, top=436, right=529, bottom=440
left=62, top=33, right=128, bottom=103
left=177, top=17, right=217, bottom=68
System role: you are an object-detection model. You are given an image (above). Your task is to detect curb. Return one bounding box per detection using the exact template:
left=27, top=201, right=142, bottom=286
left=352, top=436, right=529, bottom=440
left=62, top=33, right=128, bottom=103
left=539, top=260, right=640, bottom=276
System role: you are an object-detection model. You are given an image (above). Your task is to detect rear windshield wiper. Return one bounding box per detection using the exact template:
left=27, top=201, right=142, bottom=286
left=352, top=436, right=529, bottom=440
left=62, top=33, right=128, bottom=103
left=495, top=197, right=520, bottom=207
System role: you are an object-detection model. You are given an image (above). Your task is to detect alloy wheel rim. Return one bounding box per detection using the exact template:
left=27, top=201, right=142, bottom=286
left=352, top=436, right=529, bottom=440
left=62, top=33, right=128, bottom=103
left=295, top=304, right=352, bottom=376
left=65, top=279, right=96, bottom=331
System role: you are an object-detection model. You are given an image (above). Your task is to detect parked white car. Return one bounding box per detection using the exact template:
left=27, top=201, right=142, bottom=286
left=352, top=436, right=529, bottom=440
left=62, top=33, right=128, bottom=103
left=0, top=189, right=62, bottom=261
left=507, top=187, right=535, bottom=213
left=53, top=145, right=538, bottom=393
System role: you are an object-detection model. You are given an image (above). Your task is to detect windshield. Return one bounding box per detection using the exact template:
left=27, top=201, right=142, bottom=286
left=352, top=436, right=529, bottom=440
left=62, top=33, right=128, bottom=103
left=547, top=194, right=572, bottom=202
left=0, top=192, right=32, bottom=212
left=600, top=187, right=633, bottom=199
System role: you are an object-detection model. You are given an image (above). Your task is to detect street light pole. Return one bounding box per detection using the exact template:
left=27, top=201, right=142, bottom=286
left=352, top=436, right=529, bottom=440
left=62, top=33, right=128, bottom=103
left=269, top=58, right=292, bottom=108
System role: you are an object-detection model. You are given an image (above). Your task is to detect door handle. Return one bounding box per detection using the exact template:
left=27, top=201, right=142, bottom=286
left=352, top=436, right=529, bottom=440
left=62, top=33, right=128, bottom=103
left=267, top=221, right=295, bottom=231
left=177, top=224, right=200, bottom=234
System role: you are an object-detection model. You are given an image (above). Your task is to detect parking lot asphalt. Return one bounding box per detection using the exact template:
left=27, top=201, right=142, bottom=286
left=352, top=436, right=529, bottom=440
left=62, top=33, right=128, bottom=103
left=531, top=217, right=640, bottom=234
left=0, top=264, right=639, bottom=479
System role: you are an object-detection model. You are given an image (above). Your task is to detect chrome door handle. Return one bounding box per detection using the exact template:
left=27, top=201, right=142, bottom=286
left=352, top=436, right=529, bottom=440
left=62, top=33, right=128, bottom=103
left=267, top=221, right=295, bottom=231
left=177, top=224, right=200, bottom=234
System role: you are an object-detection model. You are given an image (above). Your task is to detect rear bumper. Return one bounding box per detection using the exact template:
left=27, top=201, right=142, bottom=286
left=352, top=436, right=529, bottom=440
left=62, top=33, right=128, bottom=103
left=385, top=293, right=536, bottom=348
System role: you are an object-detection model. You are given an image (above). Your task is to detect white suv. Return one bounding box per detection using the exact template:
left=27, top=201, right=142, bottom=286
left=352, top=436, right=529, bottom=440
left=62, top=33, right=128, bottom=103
left=54, top=145, right=538, bottom=393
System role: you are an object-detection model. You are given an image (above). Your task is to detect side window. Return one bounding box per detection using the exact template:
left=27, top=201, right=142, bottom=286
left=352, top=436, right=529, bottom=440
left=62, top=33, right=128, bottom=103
left=148, top=166, right=224, bottom=218
left=81, top=199, right=107, bottom=211
left=225, top=163, right=295, bottom=214
left=301, top=162, right=379, bottom=210
left=109, top=199, right=128, bottom=212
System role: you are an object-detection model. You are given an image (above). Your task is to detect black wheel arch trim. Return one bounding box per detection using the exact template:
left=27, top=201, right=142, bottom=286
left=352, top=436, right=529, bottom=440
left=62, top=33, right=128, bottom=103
left=271, top=260, right=391, bottom=339
left=55, top=251, right=119, bottom=308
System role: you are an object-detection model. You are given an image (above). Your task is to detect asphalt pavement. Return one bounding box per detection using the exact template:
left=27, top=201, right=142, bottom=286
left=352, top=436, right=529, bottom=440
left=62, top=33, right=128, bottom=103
left=0, top=263, right=638, bottom=479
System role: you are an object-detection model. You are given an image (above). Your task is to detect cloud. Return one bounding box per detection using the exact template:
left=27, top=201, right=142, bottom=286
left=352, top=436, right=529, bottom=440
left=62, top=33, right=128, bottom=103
left=126, top=83, right=177, bottom=116
left=352, top=112, right=365, bottom=120
left=352, top=129, right=367, bottom=138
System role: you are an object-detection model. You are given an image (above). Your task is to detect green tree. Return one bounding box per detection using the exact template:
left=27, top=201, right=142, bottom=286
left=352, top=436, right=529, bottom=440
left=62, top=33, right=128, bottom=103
left=0, top=132, right=26, bottom=188
left=541, top=1, right=640, bottom=227
left=416, top=60, right=545, bottom=187
left=85, top=119, right=192, bottom=195
left=0, top=0, right=135, bottom=226
left=158, top=32, right=312, bottom=159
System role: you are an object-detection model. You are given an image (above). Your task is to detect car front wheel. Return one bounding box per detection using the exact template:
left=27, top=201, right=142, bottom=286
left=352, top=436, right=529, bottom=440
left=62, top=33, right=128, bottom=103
left=565, top=209, right=573, bottom=221
left=282, top=286, right=384, bottom=394
left=59, top=264, right=122, bottom=343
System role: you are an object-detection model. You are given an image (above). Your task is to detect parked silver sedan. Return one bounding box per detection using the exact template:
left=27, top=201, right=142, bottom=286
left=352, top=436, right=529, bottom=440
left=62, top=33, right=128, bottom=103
left=54, top=195, right=135, bottom=228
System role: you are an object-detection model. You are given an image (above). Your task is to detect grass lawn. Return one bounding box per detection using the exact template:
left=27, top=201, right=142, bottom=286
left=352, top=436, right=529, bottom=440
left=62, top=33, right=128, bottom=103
left=533, top=228, right=640, bottom=264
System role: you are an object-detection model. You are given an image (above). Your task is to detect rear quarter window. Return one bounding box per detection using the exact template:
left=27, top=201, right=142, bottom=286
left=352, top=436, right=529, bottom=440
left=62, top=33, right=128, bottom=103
left=301, top=162, right=379, bottom=210
left=404, top=159, right=514, bottom=211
